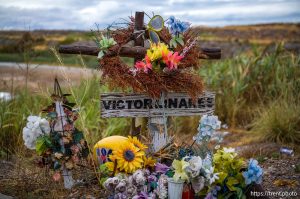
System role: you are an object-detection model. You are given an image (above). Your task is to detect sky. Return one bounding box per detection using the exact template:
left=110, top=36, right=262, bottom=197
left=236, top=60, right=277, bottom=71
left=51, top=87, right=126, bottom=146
left=0, top=0, right=299, bottom=30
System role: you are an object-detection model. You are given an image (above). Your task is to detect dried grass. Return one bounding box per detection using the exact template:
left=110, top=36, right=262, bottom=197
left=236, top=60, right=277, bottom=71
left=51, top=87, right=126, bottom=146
left=99, top=19, right=204, bottom=100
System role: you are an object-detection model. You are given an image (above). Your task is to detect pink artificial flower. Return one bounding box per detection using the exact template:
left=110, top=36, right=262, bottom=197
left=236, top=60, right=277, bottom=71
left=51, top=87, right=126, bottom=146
left=162, top=52, right=183, bottom=70
left=53, top=172, right=61, bottom=181
left=134, top=55, right=152, bottom=73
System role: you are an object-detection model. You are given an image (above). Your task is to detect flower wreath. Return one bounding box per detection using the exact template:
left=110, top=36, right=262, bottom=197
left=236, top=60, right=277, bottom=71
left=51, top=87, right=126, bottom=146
left=95, top=14, right=205, bottom=100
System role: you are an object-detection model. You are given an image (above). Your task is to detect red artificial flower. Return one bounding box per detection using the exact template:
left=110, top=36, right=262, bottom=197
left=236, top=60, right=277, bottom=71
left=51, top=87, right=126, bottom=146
left=162, top=51, right=183, bottom=70
left=135, top=55, right=152, bottom=73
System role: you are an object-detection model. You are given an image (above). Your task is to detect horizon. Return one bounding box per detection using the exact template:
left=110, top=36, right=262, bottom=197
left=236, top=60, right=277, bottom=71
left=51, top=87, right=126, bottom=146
left=0, top=0, right=300, bottom=30
left=0, top=22, right=299, bottom=31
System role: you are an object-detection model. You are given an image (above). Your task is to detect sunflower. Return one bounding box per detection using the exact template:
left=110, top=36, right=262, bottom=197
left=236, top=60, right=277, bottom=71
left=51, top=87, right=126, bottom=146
left=128, top=136, right=148, bottom=151
left=111, top=143, right=144, bottom=173
left=143, top=156, right=156, bottom=168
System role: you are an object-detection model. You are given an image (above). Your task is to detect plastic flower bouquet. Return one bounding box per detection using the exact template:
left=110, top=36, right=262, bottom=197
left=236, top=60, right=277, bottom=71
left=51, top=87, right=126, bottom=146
left=22, top=79, right=89, bottom=189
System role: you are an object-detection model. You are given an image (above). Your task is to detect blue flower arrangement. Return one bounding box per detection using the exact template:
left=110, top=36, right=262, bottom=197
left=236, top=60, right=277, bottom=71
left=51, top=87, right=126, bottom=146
left=167, top=16, right=190, bottom=35
left=243, top=159, right=263, bottom=185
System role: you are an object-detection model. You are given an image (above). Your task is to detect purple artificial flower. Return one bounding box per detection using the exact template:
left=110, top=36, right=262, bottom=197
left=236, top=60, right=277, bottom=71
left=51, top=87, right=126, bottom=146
left=132, top=191, right=150, bottom=199
left=155, top=163, right=170, bottom=174
left=204, top=186, right=220, bottom=199
left=148, top=174, right=157, bottom=183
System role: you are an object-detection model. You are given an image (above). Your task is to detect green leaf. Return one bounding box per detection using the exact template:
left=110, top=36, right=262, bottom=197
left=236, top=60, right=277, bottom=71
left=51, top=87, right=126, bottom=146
left=176, top=36, right=184, bottom=46
left=73, top=128, right=84, bottom=143
left=47, top=112, right=57, bottom=119
left=170, top=38, right=177, bottom=48
left=226, top=177, right=240, bottom=191
left=166, top=170, right=174, bottom=178
left=98, top=51, right=105, bottom=59
left=35, top=135, right=52, bottom=155
left=100, top=177, right=109, bottom=188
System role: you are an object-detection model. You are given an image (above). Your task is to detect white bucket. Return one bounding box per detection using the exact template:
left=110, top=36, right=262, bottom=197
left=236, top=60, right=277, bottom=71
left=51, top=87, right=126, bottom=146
left=167, top=178, right=184, bottom=199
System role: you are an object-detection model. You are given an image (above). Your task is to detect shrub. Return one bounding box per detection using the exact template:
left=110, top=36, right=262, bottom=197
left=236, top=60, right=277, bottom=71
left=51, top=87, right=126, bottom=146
left=251, top=96, right=300, bottom=145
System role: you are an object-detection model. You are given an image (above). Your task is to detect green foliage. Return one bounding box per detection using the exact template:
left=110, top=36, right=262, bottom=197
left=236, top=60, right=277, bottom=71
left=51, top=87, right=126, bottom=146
left=0, top=91, right=50, bottom=154
left=94, top=34, right=117, bottom=59
left=251, top=96, right=300, bottom=145
left=213, top=149, right=246, bottom=198
left=199, top=44, right=300, bottom=128
left=169, top=35, right=184, bottom=48
left=35, top=135, right=52, bottom=155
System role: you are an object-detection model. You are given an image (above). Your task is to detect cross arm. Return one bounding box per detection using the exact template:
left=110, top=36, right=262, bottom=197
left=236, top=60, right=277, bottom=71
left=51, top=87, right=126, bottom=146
left=58, top=44, right=221, bottom=59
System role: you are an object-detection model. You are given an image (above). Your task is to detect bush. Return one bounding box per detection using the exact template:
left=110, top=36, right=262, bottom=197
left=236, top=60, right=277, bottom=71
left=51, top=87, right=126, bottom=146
left=251, top=96, right=300, bottom=145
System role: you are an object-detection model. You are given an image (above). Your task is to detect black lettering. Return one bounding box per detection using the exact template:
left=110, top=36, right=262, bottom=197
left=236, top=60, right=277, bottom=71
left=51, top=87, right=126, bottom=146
left=125, top=100, right=133, bottom=109
left=154, top=100, right=163, bottom=108
left=188, top=98, right=196, bottom=108
left=134, top=100, right=143, bottom=109
left=178, top=98, right=188, bottom=108
left=116, top=100, right=125, bottom=109
left=102, top=100, right=112, bottom=109
left=112, top=101, right=117, bottom=109
left=207, top=98, right=214, bottom=108
left=198, top=98, right=205, bottom=108
left=168, top=98, right=178, bottom=108
left=144, top=99, right=152, bottom=109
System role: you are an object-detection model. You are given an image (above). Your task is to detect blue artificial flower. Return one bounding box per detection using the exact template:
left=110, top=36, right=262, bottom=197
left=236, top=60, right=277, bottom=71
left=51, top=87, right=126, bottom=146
left=204, top=186, right=220, bottom=199
left=167, top=16, right=190, bottom=35
left=193, top=114, right=221, bottom=143
left=201, top=115, right=221, bottom=130
left=243, top=159, right=263, bottom=185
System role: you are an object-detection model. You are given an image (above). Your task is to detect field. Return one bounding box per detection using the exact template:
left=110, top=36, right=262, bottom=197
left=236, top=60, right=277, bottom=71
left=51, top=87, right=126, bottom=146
left=0, top=24, right=300, bottom=198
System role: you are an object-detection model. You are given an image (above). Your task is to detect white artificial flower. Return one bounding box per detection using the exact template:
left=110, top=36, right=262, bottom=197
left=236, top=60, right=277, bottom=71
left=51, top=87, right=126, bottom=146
left=185, top=156, right=202, bottom=178
left=223, top=147, right=237, bottom=158
left=132, top=169, right=146, bottom=186
left=223, top=147, right=235, bottom=153
left=22, top=115, right=50, bottom=149
left=155, top=174, right=168, bottom=199
left=205, top=167, right=219, bottom=185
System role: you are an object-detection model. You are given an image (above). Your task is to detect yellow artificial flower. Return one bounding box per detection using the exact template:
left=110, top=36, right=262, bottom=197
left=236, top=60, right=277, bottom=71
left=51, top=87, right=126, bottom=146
left=111, top=143, right=144, bottom=173
left=128, top=136, right=148, bottom=151
left=143, top=156, right=156, bottom=168
left=172, top=159, right=190, bottom=182
left=147, top=42, right=170, bottom=61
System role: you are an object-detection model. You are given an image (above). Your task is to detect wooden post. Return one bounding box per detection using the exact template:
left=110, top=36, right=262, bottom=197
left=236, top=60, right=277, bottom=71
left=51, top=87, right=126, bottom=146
left=149, top=92, right=169, bottom=152
left=131, top=11, right=145, bottom=136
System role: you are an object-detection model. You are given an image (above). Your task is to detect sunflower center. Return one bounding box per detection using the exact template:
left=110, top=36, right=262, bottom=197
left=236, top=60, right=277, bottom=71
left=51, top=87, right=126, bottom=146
left=123, top=150, right=135, bottom=162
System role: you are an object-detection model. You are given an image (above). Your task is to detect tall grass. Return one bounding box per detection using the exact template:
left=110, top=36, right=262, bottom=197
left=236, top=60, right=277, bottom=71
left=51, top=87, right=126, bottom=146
left=0, top=91, right=50, bottom=155
left=199, top=44, right=300, bottom=128
left=251, top=96, right=300, bottom=145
